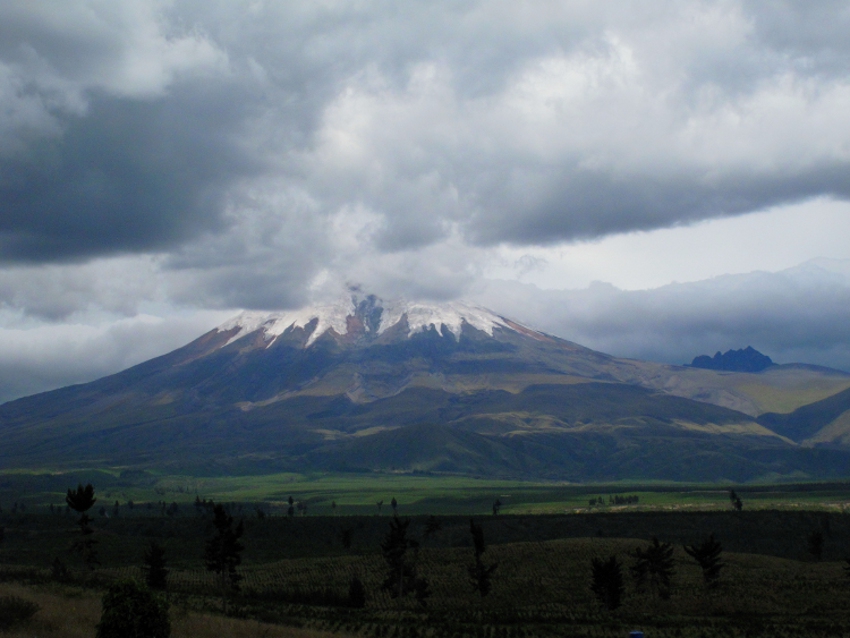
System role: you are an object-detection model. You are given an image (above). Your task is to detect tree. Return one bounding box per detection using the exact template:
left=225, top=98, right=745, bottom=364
left=143, top=541, right=169, bottom=591
left=630, top=537, right=675, bottom=599
left=339, top=527, right=354, bottom=549
left=728, top=489, right=743, bottom=511
left=390, top=497, right=398, bottom=514
left=380, top=516, right=430, bottom=606
left=590, top=555, right=624, bottom=610
left=683, top=534, right=723, bottom=589
left=348, top=576, right=366, bottom=608
left=468, top=519, right=498, bottom=597
left=423, top=515, right=442, bottom=540
left=204, top=503, right=244, bottom=613
left=808, top=530, right=824, bottom=561
left=96, top=579, right=170, bottom=638
left=66, top=483, right=99, bottom=569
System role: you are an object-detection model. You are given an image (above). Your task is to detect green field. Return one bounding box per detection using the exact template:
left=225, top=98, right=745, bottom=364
left=4, top=469, right=850, bottom=516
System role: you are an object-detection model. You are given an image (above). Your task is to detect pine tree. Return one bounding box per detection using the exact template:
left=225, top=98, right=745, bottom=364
left=683, top=534, right=723, bottom=589
left=348, top=576, right=366, bottom=608
left=66, top=483, right=99, bottom=570
left=143, top=541, right=169, bottom=590
left=808, top=530, right=824, bottom=561
left=590, top=555, right=624, bottom=610
left=380, top=516, right=430, bottom=606
left=728, top=489, right=743, bottom=511
left=468, top=519, right=498, bottom=597
left=630, top=537, right=675, bottom=599
left=204, top=503, right=244, bottom=613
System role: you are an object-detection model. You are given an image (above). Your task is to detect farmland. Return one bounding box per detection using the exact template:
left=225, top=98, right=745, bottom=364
left=2, top=485, right=850, bottom=637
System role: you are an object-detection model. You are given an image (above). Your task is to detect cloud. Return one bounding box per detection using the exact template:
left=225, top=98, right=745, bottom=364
left=472, top=259, right=850, bottom=372
left=1, top=1, right=850, bottom=309
left=0, top=309, right=230, bottom=403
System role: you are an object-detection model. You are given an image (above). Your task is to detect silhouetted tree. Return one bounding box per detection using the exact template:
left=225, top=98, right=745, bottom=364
left=808, top=530, right=824, bottom=561
left=631, top=537, right=675, bottom=599
left=391, top=497, right=398, bottom=513
left=348, top=576, right=366, bottom=608
left=380, top=516, right=430, bottom=606
left=468, top=519, right=498, bottom=597
left=66, top=483, right=99, bottom=569
left=728, top=489, right=743, bottom=511
left=423, top=515, right=442, bottom=540
left=51, top=557, right=68, bottom=581
left=339, top=527, right=354, bottom=550
left=204, top=503, right=244, bottom=613
left=591, top=555, right=624, bottom=610
left=684, top=534, right=723, bottom=589
left=143, top=542, right=169, bottom=591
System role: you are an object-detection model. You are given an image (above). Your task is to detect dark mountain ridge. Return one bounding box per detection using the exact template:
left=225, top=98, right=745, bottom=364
left=688, top=346, right=775, bottom=372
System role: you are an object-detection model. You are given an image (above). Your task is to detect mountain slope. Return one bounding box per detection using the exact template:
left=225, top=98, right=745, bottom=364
left=2, top=292, right=849, bottom=480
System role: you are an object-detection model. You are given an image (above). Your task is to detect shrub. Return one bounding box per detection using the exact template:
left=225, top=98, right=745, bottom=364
left=0, top=595, right=40, bottom=630
left=96, top=579, right=170, bottom=638
left=348, top=576, right=366, bottom=608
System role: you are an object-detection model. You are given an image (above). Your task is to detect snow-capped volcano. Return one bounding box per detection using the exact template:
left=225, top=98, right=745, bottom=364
left=216, top=293, right=518, bottom=348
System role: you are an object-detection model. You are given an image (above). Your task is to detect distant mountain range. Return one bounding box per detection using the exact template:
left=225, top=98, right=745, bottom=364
left=3, top=292, right=850, bottom=482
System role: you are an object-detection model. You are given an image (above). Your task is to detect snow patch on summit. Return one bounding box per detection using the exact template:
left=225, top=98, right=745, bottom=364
left=378, top=299, right=509, bottom=337
left=216, top=295, right=516, bottom=348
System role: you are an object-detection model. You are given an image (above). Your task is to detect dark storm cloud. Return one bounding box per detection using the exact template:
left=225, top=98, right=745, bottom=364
left=0, top=82, right=261, bottom=263
left=2, top=1, right=850, bottom=306
left=469, top=162, right=850, bottom=245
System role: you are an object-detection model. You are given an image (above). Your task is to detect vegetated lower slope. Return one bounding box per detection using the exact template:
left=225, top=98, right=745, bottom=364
left=2, top=293, right=850, bottom=480
left=757, top=385, right=850, bottom=445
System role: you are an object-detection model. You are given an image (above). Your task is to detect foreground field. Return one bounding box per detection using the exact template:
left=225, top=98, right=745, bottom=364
left=0, top=582, right=351, bottom=638
left=2, top=509, right=850, bottom=637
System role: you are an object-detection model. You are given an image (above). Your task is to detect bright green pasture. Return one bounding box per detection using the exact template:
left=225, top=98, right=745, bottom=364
left=3, top=469, right=850, bottom=516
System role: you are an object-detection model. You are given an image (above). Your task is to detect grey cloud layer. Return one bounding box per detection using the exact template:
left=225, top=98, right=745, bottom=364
left=473, top=259, right=850, bottom=373
left=1, top=1, right=850, bottom=310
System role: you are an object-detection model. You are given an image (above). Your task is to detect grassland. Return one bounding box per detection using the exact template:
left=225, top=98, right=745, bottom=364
left=2, top=477, right=850, bottom=636
left=4, top=469, right=850, bottom=516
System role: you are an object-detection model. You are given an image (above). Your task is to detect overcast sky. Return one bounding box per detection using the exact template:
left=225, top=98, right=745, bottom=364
left=1, top=0, right=850, bottom=402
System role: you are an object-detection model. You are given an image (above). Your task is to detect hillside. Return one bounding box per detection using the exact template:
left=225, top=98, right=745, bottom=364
left=2, top=292, right=850, bottom=481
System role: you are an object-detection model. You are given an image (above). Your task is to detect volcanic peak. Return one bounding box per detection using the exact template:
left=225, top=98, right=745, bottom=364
left=217, top=293, right=514, bottom=348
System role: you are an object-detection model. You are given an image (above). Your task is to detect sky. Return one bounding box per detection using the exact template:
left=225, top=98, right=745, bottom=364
left=1, top=0, right=850, bottom=402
